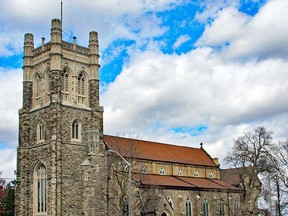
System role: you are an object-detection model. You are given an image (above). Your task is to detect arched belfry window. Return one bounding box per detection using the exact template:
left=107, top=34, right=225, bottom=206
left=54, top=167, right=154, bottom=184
left=61, top=69, right=69, bottom=101
left=35, top=73, right=41, bottom=97
left=33, top=163, right=47, bottom=215
left=77, top=71, right=87, bottom=104
left=33, top=73, right=42, bottom=106
left=71, top=120, right=81, bottom=140
left=77, top=73, right=85, bottom=95
left=186, top=197, right=192, bottom=216
left=37, top=121, right=45, bottom=142
left=44, top=68, right=50, bottom=103
left=61, top=69, right=69, bottom=92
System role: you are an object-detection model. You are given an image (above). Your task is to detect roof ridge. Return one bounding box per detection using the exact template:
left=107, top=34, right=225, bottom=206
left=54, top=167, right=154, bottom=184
left=104, top=134, right=201, bottom=150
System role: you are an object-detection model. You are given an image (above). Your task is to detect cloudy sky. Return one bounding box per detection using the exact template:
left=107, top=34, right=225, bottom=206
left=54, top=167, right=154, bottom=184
left=1, top=0, right=288, bottom=179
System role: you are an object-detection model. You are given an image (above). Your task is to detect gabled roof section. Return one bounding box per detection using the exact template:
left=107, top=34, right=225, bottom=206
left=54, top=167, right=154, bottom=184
left=133, top=174, right=240, bottom=191
left=104, top=135, right=217, bottom=167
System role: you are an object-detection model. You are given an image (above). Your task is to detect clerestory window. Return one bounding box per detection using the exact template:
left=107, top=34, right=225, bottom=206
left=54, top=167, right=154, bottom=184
left=208, top=171, right=213, bottom=178
left=141, top=164, right=147, bottom=173
left=178, top=168, right=183, bottom=176
left=160, top=167, right=165, bottom=175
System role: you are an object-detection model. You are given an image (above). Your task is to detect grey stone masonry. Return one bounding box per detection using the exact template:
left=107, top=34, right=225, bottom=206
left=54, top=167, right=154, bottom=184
left=15, top=19, right=106, bottom=216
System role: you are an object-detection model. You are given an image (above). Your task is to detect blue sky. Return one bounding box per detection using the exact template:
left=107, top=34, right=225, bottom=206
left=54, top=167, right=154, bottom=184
left=1, top=0, right=288, bottom=179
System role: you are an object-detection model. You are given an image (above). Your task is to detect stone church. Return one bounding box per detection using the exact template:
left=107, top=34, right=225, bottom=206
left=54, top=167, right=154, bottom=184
left=15, top=19, right=245, bottom=216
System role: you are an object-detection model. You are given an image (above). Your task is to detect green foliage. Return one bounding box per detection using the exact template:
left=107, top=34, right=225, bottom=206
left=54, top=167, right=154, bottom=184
left=0, top=171, right=6, bottom=186
left=0, top=180, right=15, bottom=216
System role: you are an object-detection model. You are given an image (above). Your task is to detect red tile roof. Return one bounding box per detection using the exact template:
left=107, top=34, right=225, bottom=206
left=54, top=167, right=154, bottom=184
left=104, top=135, right=217, bottom=167
left=133, top=174, right=240, bottom=191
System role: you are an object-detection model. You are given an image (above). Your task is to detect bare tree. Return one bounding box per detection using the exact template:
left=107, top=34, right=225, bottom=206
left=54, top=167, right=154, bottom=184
left=106, top=135, right=146, bottom=216
left=225, top=126, right=275, bottom=215
left=265, top=140, right=288, bottom=216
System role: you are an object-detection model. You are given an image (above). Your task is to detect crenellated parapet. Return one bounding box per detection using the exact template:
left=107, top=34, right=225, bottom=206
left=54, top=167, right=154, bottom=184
left=20, top=18, right=102, bottom=111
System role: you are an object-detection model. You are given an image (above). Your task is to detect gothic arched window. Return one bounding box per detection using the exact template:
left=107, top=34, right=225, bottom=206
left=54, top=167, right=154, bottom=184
left=219, top=201, right=225, bottom=216
left=33, top=163, right=47, bottom=214
left=203, top=199, right=209, bottom=216
left=141, top=164, right=147, bottom=173
left=71, top=120, right=81, bottom=140
left=61, top=69, right=69, bottom=93
left=186, top=197, right=192, bottom=216
left=178, top=168, right=183, bottom=176
left=208, top=170, right=213, bottom=178
left=60, top=69, right=69, bottom=101
left=77, top=72, right=87, bottom=104
left=35, top=73, right=41, bottom=97
left=77, top=73, right=85, bottom=96
left=37, top=121, right=45, bottom=142
left=160, top=167, right=165, bottom=175
left=234, top=198, right=239, bottom=215
left=33, top=73, right=42, bottom=106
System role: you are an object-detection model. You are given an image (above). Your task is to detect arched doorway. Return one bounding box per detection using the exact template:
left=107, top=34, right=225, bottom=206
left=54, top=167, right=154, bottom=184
left=161, top=212, right=168, bottom=216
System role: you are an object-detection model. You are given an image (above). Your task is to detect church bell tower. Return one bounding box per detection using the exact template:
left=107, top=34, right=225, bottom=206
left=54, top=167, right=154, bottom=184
left=15, top=19, right=107, bottom=216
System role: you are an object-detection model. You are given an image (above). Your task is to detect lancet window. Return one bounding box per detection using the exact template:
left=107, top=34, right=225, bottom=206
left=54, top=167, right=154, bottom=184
left=186, top=197, right=192, bottom=216
left=37, top=121, right=45, bottom=142
left=72, top=120, right=81, bottom=140
left=34, top=163, right=47, bottom=215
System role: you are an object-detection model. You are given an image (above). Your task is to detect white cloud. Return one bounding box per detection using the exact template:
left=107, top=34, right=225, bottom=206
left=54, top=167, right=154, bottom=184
left=0, top=0, right=183, bottom=57
left=196, top=0, right=288, bottom=60
left=102, top=0, right=288, bottom=167
left=173, top=34, right=191, bottom=49
left=0, top=148, right=16, bottom=180
left=0, top=32, right=23, bottom=57
left=0, top=68, right=22, bottom=147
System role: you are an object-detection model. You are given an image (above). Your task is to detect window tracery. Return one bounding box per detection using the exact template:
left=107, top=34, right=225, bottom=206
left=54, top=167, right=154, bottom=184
left=77, top=71, right=87, bottom=104
left=34, top=163, right=47, bottom=215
